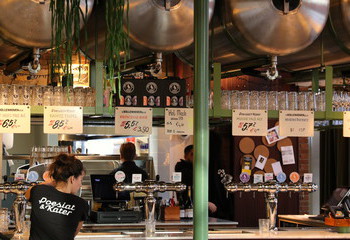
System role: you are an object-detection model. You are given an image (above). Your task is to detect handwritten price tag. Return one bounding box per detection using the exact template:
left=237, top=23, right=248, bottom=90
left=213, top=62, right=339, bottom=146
left=44, top=106, right=83, bottom=134
left=279, top=110, right=314, bottom=137
left=115, top=107, right=152, bottom=135
left=0, top=105, right=30, bottom=133
left=232, top=110, right=267, bottom=136
left=343, top=112, right=350, bottom=137
left=165, top=108, right=193, bottom=135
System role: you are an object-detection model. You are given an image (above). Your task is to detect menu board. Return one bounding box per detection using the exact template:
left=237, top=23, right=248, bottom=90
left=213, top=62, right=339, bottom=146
left=0, top=105, right=31, bottom=133
left=343, top=112, right=350, bottom=137
left=232, top=109, right=268, bottom=136
left=115, top=107, right=152, bottom=135
left=44, top=106, right=83, bottom=134
left=279, top=110, right=314, bottom=137
left=165, top=108, right=193, bottom=135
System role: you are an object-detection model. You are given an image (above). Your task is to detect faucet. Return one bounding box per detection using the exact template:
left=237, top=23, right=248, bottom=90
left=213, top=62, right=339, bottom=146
left=224, top=181, right=317, bottom=230
left=114, top=180, right=186, bottom=235
left=0, top=181, right=36, bottom=236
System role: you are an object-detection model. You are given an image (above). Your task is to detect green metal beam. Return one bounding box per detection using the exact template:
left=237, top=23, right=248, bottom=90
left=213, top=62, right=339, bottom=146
left=90, top=61, right=104, bottom=115
left=312, top=69, right=319, bottom=93
left=213, top=63, right=221, bottom=118
left=325, top=66, right=333, bottom=119
left=194, top=0, right=209, bottom=239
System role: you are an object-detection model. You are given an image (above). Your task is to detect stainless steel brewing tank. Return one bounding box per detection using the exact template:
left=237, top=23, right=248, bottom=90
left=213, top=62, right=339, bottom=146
left=127, top=0, right=215, bottom=52
left=279, top=0, right=350, bottom=71
left=0, top=0, right=94, bottom=64
left=81, top=0, right=215, bottom=61
left=176, top=0, right=330, bottom=67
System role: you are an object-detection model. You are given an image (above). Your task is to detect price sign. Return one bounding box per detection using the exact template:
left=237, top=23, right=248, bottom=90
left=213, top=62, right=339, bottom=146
left=0, top=105, right=30, bottom=133
left=44, top=106, right=83, bottom=134
left=279, top=110, right=314, bottom=137
left=115, top=107, right=152, bottom=135
left=343, top=112, right=350, bottom=137
left=165, top=108, right=193, bottom=135
left=232, top=110, right=267, bottom=136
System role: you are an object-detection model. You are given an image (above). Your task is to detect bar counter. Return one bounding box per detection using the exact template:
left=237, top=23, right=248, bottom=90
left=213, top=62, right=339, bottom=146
left=75, top=228, right=350, bottom=240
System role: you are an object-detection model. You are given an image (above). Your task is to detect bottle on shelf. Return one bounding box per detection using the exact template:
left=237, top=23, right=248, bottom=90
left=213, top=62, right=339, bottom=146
left=184, top=186, right=193, bottom=219
left=178, top=194, right=185, bottom=219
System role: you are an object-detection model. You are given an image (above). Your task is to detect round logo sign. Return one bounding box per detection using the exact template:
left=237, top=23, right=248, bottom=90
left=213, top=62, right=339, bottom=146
left=239, top=172, right=250, bottom=183
left=276, top=172, right=287, bottom=183
left=115, top=171, right=126, bottom=182
left=123, top=81, right=135, bottom=94
left=27, top=171, right=39, bottom=182
left=146, top=82, right=158, bottom=94
left=289, top=172, right=300, bottom=183
left=169, top=82, right=181, bottom=94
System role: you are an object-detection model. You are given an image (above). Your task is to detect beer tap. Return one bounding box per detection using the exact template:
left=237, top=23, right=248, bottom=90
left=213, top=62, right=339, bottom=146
left=223, top=180, right=317, bottom=231
left=114, top=180, right=186, bottom=235
left=0, top=181, right=36, bottom=236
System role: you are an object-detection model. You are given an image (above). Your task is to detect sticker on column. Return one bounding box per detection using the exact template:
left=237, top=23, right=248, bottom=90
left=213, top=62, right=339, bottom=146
left=132, top=174, right=142, bottom=183
left=303, top=173, right=313, bottom=183
left=172, top=172, right=182, bottom=182
left=115, top=171, right=126, bottom=182
left=264, top=173, right=274, bottom=182
left=254, top=174, right=263, bottom=184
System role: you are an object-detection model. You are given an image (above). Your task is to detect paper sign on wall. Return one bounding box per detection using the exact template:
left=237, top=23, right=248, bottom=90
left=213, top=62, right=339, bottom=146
left=172, top=172, right=182, bottom=182
left=232, top=109, right=268, bottom=136
left=281, top=146, right=295, bottom=165
left=279, top=110, right=314, bottom=137
left=272, top=161, right=283, bottom=176
left=0, top=105, right=31, bottom=133
left=44, top=106, right=83, bottom=134
left=165, top=108, right=193, bottom=135
left=343, top=112, right=350, bottom=137
left=115, top=107, right=152, bottom=135
left=255, top=155, right=267, bottom=170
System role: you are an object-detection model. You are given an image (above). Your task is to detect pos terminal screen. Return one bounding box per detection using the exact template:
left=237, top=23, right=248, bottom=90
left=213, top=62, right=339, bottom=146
left=90, top=174, right=118, bottom=203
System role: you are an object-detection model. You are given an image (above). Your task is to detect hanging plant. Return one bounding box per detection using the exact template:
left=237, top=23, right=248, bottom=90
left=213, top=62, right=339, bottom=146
left=49, top=0, right=88, bottom=86
left=105, top=0, right=130, bottom=106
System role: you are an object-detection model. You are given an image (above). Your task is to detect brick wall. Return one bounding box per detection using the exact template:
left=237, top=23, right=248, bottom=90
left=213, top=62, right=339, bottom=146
left=299, top=137, right=310, bottom=214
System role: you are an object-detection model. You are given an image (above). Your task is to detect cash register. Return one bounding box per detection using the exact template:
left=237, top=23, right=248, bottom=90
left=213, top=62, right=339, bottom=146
left=90, top=174, right=143, bottom=223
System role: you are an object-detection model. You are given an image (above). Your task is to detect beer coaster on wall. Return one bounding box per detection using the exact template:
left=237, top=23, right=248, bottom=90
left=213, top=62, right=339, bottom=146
left=239, top=137, right=255, bottom=154
left=262, top=136, right=276, bottom=147
left=277, top=138, right=293, bottom=151
left=254, top=145, right=270, bottom=159
left=264, top=158, right=277, bottom=174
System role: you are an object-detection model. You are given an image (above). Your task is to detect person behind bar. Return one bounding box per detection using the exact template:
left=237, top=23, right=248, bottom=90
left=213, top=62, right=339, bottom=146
left=110, top=142, right=148, bottom=183
left=28, top=154, right=88, bottom=240
left=175, top=145, right=217, bottom=214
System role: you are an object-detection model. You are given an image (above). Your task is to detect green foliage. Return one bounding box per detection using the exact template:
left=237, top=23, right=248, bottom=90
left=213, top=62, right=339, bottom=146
left=105, top=0, right=130, bottom=98
left=50, top=0, right=88, bottom=86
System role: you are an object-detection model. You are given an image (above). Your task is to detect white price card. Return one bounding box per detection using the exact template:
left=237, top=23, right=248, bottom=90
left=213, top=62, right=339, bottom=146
left=232, top=109, right=268, bottom=136
left=132, top=174, right=142, bottom=183
left=172, top=172, right=182, bottom=182
left=165, top=108, right=193, bottom=135
left=343, top=112, right=350, bottom=137
left=0, top=105, right=31, bottom=133
left=255, top=155, right=268, bottom=170
left=44, top=106, right=83, bottom=134
left=115, top=107, right=152, bottom=135
left=279, top=110, right=314, bottom=137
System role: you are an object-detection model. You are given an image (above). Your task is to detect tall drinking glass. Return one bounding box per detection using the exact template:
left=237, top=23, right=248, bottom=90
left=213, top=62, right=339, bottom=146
left=277, top=91, right=287, bottom=110
left=258, top=91, right=267, bottom=110
left=250, top=91, right=259, bottom=110
left=267, top=91, right=277, bottom=110
left=230, top=90, right=240, bottom=110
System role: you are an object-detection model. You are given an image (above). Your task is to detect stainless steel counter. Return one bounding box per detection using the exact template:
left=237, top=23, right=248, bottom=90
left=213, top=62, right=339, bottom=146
left=76, top=228, right=350, bottom=240
left=82, top=218, right=238, bottom=231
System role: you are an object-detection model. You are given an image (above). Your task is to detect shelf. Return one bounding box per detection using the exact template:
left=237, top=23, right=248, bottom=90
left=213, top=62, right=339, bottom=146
left=30, top=106, right=96, bottom=115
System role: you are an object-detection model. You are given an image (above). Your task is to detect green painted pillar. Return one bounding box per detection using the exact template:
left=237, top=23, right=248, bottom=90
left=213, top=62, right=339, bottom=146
left=194, top=0, right=209, bottom=240
left=90, top=61, right=104, bottom=115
